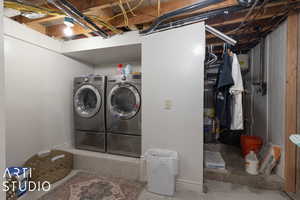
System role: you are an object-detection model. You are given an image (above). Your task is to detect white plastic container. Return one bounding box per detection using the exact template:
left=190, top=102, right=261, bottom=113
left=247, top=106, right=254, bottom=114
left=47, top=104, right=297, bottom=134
left=124, top=64, right=132, bottom=76
left=245, top=151, right=259, bottom=175
left=145, top=149, right=178, bottom=196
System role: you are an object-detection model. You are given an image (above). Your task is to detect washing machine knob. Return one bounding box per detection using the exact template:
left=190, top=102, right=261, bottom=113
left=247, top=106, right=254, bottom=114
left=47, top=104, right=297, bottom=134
left=121, top=75, right=126, bottom=81
left=84, top=77, right=89, bottom=82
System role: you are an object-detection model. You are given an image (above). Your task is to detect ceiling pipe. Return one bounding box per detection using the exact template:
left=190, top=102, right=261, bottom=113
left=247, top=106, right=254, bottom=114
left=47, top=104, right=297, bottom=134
left=237, top=0, right=256, bottom=7
left=48, top=0, right=109, bottom=38
left=152, top=5, right=243, bottom=34
left=140, top=0, right=225, bottom=35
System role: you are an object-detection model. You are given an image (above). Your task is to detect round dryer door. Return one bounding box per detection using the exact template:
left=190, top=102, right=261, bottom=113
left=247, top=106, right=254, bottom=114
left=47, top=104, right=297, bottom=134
left=108, top=83, right=141, bottom=120
left=74, top=85, right=101, bottom=118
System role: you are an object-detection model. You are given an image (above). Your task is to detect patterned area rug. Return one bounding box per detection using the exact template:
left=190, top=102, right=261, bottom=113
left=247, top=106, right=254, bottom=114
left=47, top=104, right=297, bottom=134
left=38, top=172, right=145, bottom=200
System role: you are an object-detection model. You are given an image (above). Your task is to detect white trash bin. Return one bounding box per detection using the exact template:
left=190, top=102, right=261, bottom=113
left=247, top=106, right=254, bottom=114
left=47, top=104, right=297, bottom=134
left=145, top=149, right=178, bottom=196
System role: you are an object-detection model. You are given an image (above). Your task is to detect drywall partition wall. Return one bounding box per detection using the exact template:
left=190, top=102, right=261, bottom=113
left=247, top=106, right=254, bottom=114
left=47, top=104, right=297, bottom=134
left=142, top=23, right=205, bottom=190
left=4, top=17, right=61, bottom=53
left=62, top=31, right=141, bottom=53
left=94, top=61, right=141, bottom=75
left=64, top=44, right=141, bottom=66
left=0, top=1, right=6, bottom=200
left=3, top=17, right=93, bottom=167
left=4, top=36, right=93, bottom=167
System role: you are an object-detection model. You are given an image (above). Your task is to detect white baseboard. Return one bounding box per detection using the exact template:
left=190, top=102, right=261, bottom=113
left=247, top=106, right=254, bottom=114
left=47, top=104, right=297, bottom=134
left=52, top=142, right=72, bottom=150
left=176, top=179, right=203, bottom=193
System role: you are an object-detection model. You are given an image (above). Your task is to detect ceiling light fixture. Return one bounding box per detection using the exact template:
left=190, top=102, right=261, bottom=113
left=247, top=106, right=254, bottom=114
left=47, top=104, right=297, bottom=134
left=64, top=27, right=73, bottom=37
left=22, top=12, right=46, bottom=19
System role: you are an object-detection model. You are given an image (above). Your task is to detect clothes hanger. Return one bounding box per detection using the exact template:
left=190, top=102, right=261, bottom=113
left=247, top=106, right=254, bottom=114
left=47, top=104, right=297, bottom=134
left=205, top=45, right=217, bottom=66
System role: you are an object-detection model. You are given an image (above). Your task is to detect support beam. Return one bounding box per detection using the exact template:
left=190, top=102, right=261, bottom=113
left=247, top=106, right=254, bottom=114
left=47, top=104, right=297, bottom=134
left=284, top=12, right=298, bottom=193
left=41, top=0, right=128, bottom=12
left=297, top=11, right=300, bottom=196
left=26, top=16, right=64, bottom=26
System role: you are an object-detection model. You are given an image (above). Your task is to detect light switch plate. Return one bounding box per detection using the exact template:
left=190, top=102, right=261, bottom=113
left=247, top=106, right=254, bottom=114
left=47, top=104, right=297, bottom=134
left=164, top=100, right=172, bottom=110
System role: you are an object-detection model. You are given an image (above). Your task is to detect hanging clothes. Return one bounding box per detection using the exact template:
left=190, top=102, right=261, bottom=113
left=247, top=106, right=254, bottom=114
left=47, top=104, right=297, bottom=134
left=216, top=52, right=234, bottom=89
left=216, top=89, right=232, bottom=128
left=215, top=52, right=234, bottom=129
left=229, top=54, right=244, bottom=130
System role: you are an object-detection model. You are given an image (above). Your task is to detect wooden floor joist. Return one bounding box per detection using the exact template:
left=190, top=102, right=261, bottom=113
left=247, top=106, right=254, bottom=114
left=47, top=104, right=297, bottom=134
left=6, top=0, right=300, bottom=52
left=110, top=0, right=238, bottom=27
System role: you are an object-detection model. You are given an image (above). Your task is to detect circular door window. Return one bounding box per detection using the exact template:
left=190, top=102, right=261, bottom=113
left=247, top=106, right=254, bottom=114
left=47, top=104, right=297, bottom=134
left=108, top=84, right=141, bottom=120
left=74, top=85, right=101, bottom=118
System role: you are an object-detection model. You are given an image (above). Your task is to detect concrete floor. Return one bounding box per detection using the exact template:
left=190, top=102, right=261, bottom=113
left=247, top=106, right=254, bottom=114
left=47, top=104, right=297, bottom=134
left=204, top=143, right=284, bottom=190
left=139, top=180, right=289, bottom=200
left=20, top=170, right=289, bottom=200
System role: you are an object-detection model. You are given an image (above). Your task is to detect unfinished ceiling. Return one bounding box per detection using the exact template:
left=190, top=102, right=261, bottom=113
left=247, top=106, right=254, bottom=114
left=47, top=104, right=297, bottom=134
left=4, top=0, right=300, bottom=53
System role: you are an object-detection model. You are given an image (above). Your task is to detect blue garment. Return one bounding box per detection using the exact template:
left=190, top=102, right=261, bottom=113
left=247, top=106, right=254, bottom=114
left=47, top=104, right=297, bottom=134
left=215, top=53, right=234, bottom=129
left=217, top=53, right=234, bottom=89
left=216, top=89, right=232, bottom=128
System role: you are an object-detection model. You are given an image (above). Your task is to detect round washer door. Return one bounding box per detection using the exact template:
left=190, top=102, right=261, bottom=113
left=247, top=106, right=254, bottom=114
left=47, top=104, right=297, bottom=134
left=74, top=85, right=101, bottom=118
left=108, top=83, right=141, bottom=120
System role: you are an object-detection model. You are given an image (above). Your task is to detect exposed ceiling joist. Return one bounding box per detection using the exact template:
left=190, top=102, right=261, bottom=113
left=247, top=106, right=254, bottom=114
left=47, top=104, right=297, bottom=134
left=40, top=0, right=239, bottom=38
left=110, top=0, right=238, bottom=27
left=207, top=32, right=266, bottom=44
left=46, top=23, right=91, bottom=37
left=206, top=3, right=300, bottom=27
left=23, top=0, right=130, bottom=24
left=6, top=0, right=298, bottom=53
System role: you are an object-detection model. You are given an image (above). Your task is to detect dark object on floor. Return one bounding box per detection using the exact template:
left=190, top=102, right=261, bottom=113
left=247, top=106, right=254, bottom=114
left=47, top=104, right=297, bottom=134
left=219, top=130, right=242, bottom=147
left=24, top=150, right=73, bottom=184
left=38, top=171, right=145, bottom=200
left=241, top=135, right=263, bottom=157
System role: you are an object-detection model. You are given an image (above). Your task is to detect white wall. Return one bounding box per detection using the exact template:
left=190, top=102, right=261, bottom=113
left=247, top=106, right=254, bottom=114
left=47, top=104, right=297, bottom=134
left=249, top=44, right=268, bottom=143
left=0, top=1, right=6, bottom=199
left=94, top=61, right=141, bottom=76
left=266, top=21, right=287, bottom=178
left=62, top=31, right=141, bottom=53
left=4, top=17, right=61, bottom=53
left=142, top=23, right=205, bottom=190
left=4, top=35, right=93, bottom=167
left=248, top=21, right=287, bottom=178
left=3, top=17, right=206, bottom=190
